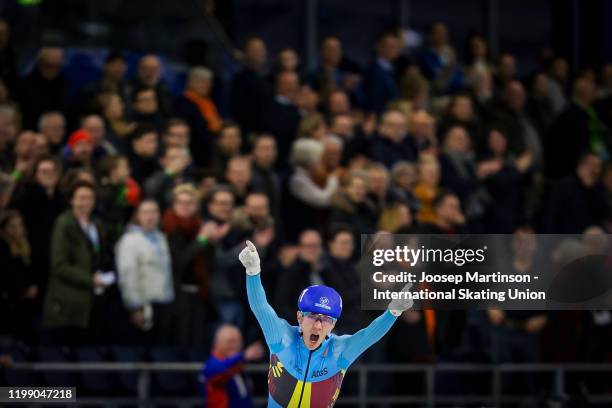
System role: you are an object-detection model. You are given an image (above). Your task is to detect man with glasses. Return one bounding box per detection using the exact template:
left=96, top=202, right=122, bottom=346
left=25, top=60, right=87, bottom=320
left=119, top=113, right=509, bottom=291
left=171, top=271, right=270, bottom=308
left=239, top=240, right=412, bottom=407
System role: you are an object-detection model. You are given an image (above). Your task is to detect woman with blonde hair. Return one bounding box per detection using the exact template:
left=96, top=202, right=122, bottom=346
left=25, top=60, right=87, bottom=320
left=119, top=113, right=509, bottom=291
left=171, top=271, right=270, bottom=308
left=378, top=202, right=413, bottom=233
left=297, top=112, right=328, bottom=141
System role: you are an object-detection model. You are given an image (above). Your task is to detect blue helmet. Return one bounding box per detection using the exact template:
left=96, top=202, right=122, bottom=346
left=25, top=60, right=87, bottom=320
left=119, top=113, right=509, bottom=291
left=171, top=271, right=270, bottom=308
left=297, top=285, right=343, bottom=319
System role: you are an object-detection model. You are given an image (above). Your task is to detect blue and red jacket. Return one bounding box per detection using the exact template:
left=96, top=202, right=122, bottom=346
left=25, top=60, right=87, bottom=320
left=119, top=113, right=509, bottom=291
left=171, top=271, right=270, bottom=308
left=201, top=352, right=253, bottom=408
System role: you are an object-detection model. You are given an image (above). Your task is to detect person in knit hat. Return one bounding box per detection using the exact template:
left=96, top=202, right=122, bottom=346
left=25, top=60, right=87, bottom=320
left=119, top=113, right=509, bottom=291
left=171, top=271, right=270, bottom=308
left=62, top=129, right=94, bottom=169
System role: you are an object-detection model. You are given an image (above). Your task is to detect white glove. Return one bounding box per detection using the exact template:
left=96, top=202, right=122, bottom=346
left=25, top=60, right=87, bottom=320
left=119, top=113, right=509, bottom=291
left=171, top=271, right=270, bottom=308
left=388, top=282, right=414, bottom=317
left=239, top=240, right=261, bottom=275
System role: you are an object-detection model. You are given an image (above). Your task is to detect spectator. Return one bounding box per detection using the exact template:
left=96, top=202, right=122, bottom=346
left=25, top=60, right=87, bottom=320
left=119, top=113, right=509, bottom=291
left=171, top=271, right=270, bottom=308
left=201, top=325, right=264, bottom=407
left=389, top=161, right=420, bottom=213
left=487, top=227, right=547, bottom=394
left=378, top=202, right=413, bottom=233
left=224, top=156, right=253, bottom=207
left=262, top=71, right=302, bottom=170
left=479, top=128, right=533, bottom=233
left=408, top=110, right=438, bottom=156
left=272, top=47, right=300, bottom=76
left=369, top=109, right=417, bottom=167
left=115, top=199, right=174, bottom=344
left=330, top=170, right=378, bottom=249
left=81, top=114, right=116, bottom=159
left=250, top=134, right=281, bottom=220
left=325, top=89, right=352, bottom=118
left=212, top=122, right=243, bottom=178
left=492, top=80, right=543, bottom=164
left=97, top=154, right=141, bottom=246
left=11, top=130, right=40, bottom=179
left=127, top=124, right=160, bottom=184
left=162, top=118, right=191, bottom=149
left=416, top=189, right=466, bottom=234
left=322, top=226, right=365, bottom=334
left=366, top=163, right=392, bottom=214
left=399, top=69, right=430, bottom=111
left=363, top=31, right=401, bottom=114
left=62, top=129, right=95, bottom=170
left=274, top=229, right=330, bottom=321
left=129, top=54, right=173, bottom=117
left=175, top=66, right=221, bottom=168
left=38, top=111, right=66, bottom=155
left=76, top=51, right=129, bottom=115
left=9, top=155, right=65, bottom=301
left=130, top=88, right=166, bottom=132
left=0, top=19, right=17, bottom=92
left=162, top=184, right=218, bottom=347
left=0, top=210, right=38, bottom=343
left=546, top=77, right=611, bottom=179
left=418, top=22, right=464, bottom=95
left=308, top=36, right=362, bottom=99
left=230, top=37, right=272, bottom=134
left=413, top=154, right=442, bottom=224
left=144, top=145, right=193, bottom=211
left=493, top=53, right=517, bottom=97
left=97, top=91, right=136, bottom=152
left=464, top=33, right=491, bottom=85
left=18, top=47, right=67, bottom=129
left=543, top=153, right=609, bottom=233
left=0, top=105, right=19, bottom=170
left=287, top=138, right=338, bottom=239
left=42, top=180, right=114, bottom=345
left=297, top=112, right=327, bottom=141
left=439, top=94, right=483, bottom=150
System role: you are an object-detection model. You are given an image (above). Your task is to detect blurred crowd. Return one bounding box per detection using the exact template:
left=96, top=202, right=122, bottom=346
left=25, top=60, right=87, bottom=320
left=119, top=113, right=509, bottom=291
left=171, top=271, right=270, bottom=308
left=0, top=17, right=611, bottom=395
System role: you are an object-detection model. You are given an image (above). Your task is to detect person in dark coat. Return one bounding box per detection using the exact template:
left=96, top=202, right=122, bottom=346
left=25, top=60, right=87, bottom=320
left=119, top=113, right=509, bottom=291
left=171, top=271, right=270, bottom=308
left=261, top=71, right=302, bottom=171
left=545, top=77, right=611, bottom=179
left=230, top=37, right=273, bottom=134
left=0, top=210, right=38, bottom=343
left=368, top=109, right=418, bottom=167
left=127, top=124, right=160, bottom=184
left=17, top=47, right=67, bottom=130
left=543, top=153, right=609, bottom=234
left=362, top=32, right=401, bottom=114
left=9, top=155, right=66, bottom=302
left=42, top=181, right=116, bottom=345
left=127, top=54, right=174, bottom=118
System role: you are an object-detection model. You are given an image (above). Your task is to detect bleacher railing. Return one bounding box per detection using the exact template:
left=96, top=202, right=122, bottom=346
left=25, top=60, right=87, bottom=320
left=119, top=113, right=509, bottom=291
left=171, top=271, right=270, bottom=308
left=8, top=362, right=612, bottom=407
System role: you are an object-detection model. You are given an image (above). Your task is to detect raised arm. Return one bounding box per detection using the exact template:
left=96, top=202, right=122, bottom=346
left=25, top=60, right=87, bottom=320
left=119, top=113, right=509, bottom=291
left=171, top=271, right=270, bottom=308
left=337, top=282, right=414, bottom=367
left=240, top=241, right=290, bottom=348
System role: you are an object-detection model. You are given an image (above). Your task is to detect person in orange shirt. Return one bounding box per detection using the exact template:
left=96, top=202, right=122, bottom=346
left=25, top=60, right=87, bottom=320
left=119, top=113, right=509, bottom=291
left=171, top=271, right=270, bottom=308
left=413, top=153, right=441, bottom=224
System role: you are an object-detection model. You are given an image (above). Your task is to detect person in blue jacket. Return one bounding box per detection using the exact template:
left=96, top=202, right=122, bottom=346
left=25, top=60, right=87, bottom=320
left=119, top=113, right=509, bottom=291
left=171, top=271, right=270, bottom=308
left=239, top=240, right=412, bottom=407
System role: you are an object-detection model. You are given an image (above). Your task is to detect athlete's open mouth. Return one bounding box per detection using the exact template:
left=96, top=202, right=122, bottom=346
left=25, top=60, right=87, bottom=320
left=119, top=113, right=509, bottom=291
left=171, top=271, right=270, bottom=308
left=310, top=334, right=320, bottom=343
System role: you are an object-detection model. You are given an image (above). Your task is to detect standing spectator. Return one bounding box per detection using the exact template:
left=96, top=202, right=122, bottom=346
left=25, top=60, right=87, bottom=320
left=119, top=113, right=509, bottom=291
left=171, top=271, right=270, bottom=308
left=363, top=32, right=401, bottom=114
left=129, top=54, right=173, bottom=117
left=96, top=154, right=141, bottom=246
left=211, top=122, right=243, bottom=179
left=38, top=112, right=66, bottom=155
left=416, top=190, right=466, bottom=234
left=492, top=53, right=517, bottom=97
left=127, top=124, right=160, bottom=184
left=413, top=154, right=442, bottom=225
left=162, top=118, right=191, bottom=149
left=97, top=91, right=136, bottom=153
left=287, top=139, right=338, bottom=239
left=546, top=77, right=611, bottom=179
left=0, top=210, right=38, bottom=343
left=262, top=71, right=302, bottom=170
left=201, top=325, right=264, bottom=408
left=144, top=146, right=193, bottom=211
left=543, top=153, right=609, bottom=233
left=250, top=135, right=281, bottom=220
left=418, top=23, right=464, bottom=95
left=274, top=229, right=330, bottom=321
left=81, top=114, right=116, bottom=159
left=162, top=184, right=219, bottom=347
left=42, top=181, right=114, bottom=345
left=115, top=199, right=174, bottom=344
left=130, top=88, right=166, bottom=132
left=18, top=47, right=67, bottom=129
left=487, top=227, right=547, bottom=394
left=230, top=37, right=272, bottom=134
left=9, top=155, right=65, bottom=303
left=464, top=33, right=491, bottom=85
left=175, top=67, right=221, bottom=168
left=378, top=202, right=413, bottom=233
left=76, top=51, right=129, bottom=115
left=224, top=156, right=253, bottom=207
left=62, top=129, right=95, bottom=170
left=366, top=163, right=392, bottom=214
left=369, top=109, right=417, bottom=167
left=389, top=161, right=421, bottom=213
left=330, top=170, right=378, bottom=250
